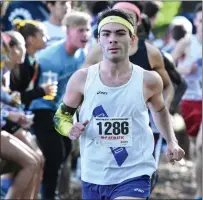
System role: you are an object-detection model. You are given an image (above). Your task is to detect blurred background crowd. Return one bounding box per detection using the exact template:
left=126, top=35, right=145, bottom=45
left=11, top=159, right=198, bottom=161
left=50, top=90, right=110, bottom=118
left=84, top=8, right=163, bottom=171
left=0, top=1, right=202, bottom=200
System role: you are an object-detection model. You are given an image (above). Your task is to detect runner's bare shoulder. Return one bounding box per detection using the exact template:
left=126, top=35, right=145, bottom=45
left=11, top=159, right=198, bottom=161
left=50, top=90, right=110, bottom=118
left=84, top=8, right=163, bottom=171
left=71, top=68, right=89, bottom=84
left=143, top=70, right=163, bottom=99
left=67, top=68, right=89, bottom=94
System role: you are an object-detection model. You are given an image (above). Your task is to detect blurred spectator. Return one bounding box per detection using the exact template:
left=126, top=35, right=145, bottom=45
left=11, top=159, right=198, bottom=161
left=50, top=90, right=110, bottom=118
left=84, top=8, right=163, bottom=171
left=1, top=31, right=26, bottom=120
left=195, top=124, right=202, bottom=200
left=171, top=4, right=202, bottom=199
left=0, top=33, right=22, bottom=107
left=162, top=16, right=193, bottom=53
left=86, top=1, right=111, bottom=45
left=1, top=1, right=49, bottom=31
left=171, top=25, right=187, bottom=42
left=9, top=20, right=54, bottom=110
left=0, top=0, right=10, bottom=30
left=143, top=1, right=162, bottom=27
left=171, top=16, right=193, bottom=34
left=1, top=31, right=26, bottom=91
left=137, top=13, right=151, bottom=40
left=1, top=130, right=41, bottom=199
left=0, top=0, right=10, bottom=17
left=0, top=31, right=44, bottom=200
left=29, top=11, right=91, bottom=200
left=1, top=107, right=44, bottom=199
left=43, top=1, right=71, bottom=45
left=143, top=1, right=162, bottom=40
left=178, top=1, right=201, bottom=33
left=87, top=1, right=111, bottom=27
left=0, top=30, right=44, bottom=160
left=13, top=19, right=47, bottom=56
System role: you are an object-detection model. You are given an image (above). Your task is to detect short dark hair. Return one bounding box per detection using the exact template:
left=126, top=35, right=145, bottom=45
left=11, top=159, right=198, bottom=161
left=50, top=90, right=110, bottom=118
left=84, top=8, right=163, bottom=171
left=91, top=1, right=112, bottom=15
left=137, top=14, right=151, bottom=39
left=97, top=9, right=134, bottom=36
left=46, top=1, right=57, bottom=5
left=194, top=3, right=202, bottom=14
left=12, top=20, right=44, bottom=41
left=171, top=25, right=186, bottom=41
left=143, top=1, right=161, bottom=18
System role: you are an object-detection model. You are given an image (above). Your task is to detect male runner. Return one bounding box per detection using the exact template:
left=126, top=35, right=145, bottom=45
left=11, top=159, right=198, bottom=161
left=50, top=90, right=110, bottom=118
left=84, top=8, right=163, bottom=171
left=54, top=9, right=185, bottom=200
left=81, top=3, right=174, bottom=190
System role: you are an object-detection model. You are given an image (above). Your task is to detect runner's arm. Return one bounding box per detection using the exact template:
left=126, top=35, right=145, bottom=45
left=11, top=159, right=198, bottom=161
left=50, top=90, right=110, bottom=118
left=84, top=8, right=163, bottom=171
left=145, top=71, right=178, bottom=144
left=147, top=43, right=174, bottom=109
left=53, top=69, right=88, bottom=136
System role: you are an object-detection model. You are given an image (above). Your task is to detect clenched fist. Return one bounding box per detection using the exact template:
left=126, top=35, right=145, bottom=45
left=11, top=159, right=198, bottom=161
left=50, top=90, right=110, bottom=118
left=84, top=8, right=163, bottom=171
left=69, top=120, right=89, bottom=140
left=166, top=141, right=185, bottom=165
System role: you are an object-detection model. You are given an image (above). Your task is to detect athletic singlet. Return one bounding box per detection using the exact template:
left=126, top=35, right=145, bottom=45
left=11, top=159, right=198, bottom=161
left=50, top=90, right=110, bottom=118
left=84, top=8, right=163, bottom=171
left=79, top=64, right=156, bottom=185
left=177, top=35, right=202, bottom=101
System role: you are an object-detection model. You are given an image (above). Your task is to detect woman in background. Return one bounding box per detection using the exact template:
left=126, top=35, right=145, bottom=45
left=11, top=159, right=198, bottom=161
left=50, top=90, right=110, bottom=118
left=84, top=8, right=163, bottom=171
left=0, top=32, right=43, bottom=199
left=9, top=19, right=56, bottom=109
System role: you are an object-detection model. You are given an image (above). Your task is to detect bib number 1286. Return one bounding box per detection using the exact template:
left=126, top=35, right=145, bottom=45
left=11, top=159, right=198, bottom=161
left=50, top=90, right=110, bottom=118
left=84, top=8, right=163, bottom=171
left=95, top=117, right=132, bottom=147
left=97, top=121, right=129, bottom=135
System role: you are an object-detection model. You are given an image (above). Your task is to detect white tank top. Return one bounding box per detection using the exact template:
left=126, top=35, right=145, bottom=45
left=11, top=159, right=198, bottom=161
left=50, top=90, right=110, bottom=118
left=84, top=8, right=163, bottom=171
left=79, top=64, right=156, bottom=185
left=177, top=35, right=202, bottom=101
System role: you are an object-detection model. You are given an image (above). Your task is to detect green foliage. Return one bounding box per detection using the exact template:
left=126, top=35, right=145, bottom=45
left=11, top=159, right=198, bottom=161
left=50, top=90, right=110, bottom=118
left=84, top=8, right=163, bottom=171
left=154, top=1, right=181, bottom=38
left=155, top=1, right=181, bottom=27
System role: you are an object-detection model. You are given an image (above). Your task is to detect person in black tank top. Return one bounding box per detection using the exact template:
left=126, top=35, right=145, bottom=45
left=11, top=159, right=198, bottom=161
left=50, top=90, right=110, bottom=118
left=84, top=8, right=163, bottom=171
left=130, top=39, right=152, bottom=71
left=131, top=13, right=187, bottom=114
left=129, top=13, right=152, bottom=71
left=130, top=38, right=187, bottom=114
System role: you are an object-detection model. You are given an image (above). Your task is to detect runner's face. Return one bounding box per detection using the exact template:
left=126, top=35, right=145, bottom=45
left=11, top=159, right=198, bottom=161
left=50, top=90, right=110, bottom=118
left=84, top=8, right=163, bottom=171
left=99, top=22, right=132, bottom=62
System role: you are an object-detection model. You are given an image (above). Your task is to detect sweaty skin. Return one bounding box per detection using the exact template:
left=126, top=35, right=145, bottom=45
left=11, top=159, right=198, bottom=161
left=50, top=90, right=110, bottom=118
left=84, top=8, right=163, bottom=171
left=81, top=41, right=174, bottom=109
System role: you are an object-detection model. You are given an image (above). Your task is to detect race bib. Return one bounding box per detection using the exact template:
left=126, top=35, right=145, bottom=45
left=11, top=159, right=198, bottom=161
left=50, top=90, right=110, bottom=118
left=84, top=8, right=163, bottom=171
left=94, top=117, right=132, bottom=147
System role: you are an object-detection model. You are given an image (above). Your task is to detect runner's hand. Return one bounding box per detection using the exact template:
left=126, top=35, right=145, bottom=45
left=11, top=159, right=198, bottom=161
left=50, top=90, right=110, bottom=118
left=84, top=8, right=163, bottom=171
left=166, top=141, right=185, bottom=165
left=69, top=120, right=89, bottom=140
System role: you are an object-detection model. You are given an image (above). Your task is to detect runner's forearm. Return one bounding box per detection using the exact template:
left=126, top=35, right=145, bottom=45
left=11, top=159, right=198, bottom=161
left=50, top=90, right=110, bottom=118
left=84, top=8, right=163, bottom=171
left=150, top=107, right=177, bottom=144
left=54, top=102, right=76, bottom=137
left=163, top=83, right=174, bottom=109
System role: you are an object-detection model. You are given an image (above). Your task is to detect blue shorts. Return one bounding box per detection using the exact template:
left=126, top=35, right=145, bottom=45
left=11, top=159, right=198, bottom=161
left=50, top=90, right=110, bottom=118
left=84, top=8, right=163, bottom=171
left=82, top=175, right=150, bottom=200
